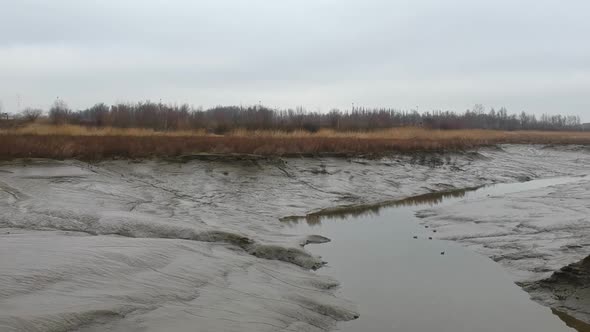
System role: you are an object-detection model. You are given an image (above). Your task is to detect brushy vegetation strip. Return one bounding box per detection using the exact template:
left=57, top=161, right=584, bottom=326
left=2, top=126, right=590, bottom=159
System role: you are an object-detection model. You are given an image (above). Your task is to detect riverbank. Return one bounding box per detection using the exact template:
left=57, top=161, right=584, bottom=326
left=1, top=145, right=589, bottom=331
left=2, top=125, right=590, bottom=159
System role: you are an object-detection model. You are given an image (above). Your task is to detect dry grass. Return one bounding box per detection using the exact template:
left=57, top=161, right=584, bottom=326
left=1, top=124, right=589, bottom=160
left=227, top=127, right=590, bottom=142
left=1, top=124, right=207, bottom=137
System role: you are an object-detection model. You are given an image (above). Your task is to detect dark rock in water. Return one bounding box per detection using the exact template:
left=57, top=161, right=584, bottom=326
left=302, top=235, right=331, bottom=246
left=425, top=226, right=429, bottom=228
left=441, top=251, right=445, bottom=255
left=428, top=237, right=432, bottom=240
left=433, top=230, right=437, bottom=233
left=413, top=236, right=418, bottom=239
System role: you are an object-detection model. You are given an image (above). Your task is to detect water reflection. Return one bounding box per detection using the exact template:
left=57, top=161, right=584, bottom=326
left=284, top=186, right=481, bottom=226
left=553, top=309, right=590, bottom=332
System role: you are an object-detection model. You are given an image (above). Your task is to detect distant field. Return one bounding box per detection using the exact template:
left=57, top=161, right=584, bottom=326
left=2, top=124, right=590, bottom=159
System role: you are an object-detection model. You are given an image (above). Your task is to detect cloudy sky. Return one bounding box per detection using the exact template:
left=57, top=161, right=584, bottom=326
left=1, top=0, right=589, bottom=119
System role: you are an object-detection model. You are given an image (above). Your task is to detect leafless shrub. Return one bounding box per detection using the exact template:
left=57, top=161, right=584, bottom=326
left=21, top=108, right=43, bottom=122
left=49, top=100, right=71, bottom=125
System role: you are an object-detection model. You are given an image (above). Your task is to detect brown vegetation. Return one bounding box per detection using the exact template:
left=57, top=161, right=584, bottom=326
left=1, top=125, right=590, bottom=160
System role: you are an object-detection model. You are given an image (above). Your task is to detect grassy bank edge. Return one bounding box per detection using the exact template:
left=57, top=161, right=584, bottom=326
left=2, top=126, right=590, bottom=160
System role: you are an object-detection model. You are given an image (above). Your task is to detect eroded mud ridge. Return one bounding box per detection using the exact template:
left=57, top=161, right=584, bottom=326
left=521, top=256, right=590, bottom=328
left=0, top=145, right=589, bottom=331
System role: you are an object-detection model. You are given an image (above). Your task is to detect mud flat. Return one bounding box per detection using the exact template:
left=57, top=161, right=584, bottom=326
left=0, top=145, right=589, bottom=331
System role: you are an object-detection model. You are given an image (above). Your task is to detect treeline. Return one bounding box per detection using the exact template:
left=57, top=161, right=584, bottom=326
left=20, top=100, right=585, bottom=132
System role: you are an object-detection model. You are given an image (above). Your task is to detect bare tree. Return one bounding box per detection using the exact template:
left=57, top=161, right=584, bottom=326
left=21, top=108, right=43, bottom=122
left=40, top=100, right=584, bottom=132
left=49, top=99, right=71, bottom=125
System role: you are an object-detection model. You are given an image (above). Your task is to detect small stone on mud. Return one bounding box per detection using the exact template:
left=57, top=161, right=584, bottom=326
left=433, top=230, right=437, bottom=233
left=428, top=237, right=432, bottom=240
left=223, top=171, right=229, bottom=176
left=413, top=236, right=418, bottom=239
left=441, top=251, right=445, bottom=255
left=425, top=226, right=429, bottom=228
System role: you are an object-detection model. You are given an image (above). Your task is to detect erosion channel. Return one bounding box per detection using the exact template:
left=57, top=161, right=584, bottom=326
left=285, top=176, right=589, bottom=332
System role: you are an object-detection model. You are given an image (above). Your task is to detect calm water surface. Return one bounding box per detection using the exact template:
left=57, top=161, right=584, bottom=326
left=287, top=176, right=586, bottom=332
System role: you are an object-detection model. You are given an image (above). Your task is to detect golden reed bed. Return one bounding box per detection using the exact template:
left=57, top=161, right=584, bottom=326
left=1, top=125, right=589, bottom=159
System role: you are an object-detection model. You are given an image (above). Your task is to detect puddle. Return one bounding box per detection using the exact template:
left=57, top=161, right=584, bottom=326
left=286, top=176, right=586, bottom=332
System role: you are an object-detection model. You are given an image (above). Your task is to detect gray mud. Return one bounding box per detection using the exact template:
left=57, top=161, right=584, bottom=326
left=522, top=256, right=590, bottom=328
left=1, top=145, right=589, bottom=331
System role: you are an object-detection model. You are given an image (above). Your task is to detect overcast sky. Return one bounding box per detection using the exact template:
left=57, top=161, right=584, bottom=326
left=1, top=0, right=589, bottom=119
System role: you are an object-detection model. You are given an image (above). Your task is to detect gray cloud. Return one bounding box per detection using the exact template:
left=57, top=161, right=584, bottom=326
left=1, top=0, right=589, bottom=120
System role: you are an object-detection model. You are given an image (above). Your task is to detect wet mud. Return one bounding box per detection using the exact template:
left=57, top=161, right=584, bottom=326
left=0, top=145, right=589, bottom=331
left=522, top=256, right=590, bottom=327
left=552, top=309, right=590, bottom=332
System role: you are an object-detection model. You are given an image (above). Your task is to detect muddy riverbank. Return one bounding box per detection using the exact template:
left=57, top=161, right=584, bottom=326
left=1, top=145, right=589, bottom=331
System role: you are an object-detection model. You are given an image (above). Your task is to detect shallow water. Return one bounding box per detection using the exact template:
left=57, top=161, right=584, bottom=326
left=286, top=176, right=586, bottom=332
